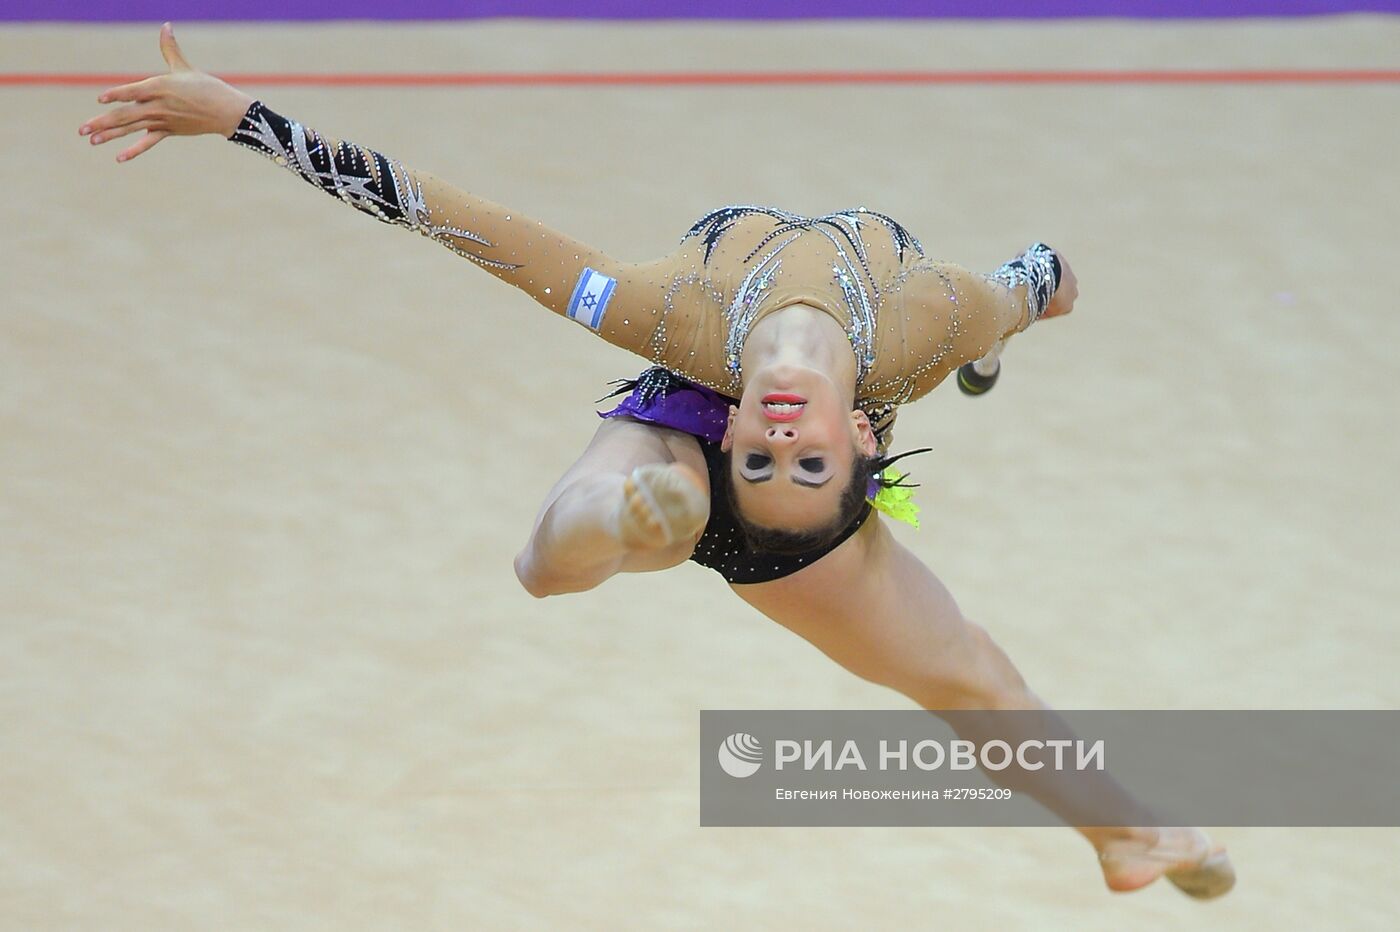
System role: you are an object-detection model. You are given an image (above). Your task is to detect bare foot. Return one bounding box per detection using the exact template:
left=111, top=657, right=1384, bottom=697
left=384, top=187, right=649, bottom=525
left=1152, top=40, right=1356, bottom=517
left=617, top=463, right=708, bottom=549
left=1096, top=827, right=1235, bottom=899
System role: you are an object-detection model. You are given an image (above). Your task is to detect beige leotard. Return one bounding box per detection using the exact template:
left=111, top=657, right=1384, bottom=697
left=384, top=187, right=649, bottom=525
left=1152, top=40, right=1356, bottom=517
left=230, top=102, right=1062, bottom=445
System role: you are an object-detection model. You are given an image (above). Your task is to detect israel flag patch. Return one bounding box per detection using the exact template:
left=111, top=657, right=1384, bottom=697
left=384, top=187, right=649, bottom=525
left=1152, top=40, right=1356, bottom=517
left=565, top=267, right=617, bottom=331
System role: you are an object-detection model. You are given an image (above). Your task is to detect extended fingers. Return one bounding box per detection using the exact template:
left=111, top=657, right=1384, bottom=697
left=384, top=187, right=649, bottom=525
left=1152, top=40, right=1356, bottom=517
left=117, top=129, right=170, bottom=163
left=88, top=119, right=158, bottom=146
left=97, top=75, right=161, bottom=105
left=81, top=101, right=158, bottom=140
left=80, top=78, right=163, bottom=138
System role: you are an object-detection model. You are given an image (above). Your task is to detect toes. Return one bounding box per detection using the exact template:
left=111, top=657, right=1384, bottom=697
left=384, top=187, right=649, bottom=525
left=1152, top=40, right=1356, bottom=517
left=619, top=463, right=707, bottom=549
left=1167, top=850, right=1235, bottom=900
left=618, top=477, right=667, bottom=547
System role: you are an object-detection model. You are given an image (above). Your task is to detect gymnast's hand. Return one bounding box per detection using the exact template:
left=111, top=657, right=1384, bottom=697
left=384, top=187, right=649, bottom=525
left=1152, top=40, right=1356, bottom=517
left=78, top=23, right=254, bottom=163
left=1042, top=254, right=1079, bottom=320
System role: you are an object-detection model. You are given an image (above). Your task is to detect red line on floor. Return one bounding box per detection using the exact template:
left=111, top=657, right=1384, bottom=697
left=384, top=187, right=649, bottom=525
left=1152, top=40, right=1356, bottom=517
left=6, top=68, right=1400, bottom=87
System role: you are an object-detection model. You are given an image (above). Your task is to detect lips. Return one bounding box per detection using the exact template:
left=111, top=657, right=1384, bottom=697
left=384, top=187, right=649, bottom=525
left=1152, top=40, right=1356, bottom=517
left=761, top=392, right=807, bottom=422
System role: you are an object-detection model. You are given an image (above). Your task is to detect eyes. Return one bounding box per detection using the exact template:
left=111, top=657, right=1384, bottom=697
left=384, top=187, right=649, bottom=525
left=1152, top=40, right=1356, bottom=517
left=740, top=453, right=827, bottom=481
left=745, top=454, right=825, bottom=469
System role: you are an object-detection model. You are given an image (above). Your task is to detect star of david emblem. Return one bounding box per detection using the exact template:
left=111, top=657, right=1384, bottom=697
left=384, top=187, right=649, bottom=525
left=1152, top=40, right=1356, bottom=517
left=581, top=293, right=598, bottom=311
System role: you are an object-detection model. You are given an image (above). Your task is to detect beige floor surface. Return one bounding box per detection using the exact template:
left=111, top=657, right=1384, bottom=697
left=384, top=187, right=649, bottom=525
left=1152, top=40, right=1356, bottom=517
left=3, top=17, right=1400, bottom=931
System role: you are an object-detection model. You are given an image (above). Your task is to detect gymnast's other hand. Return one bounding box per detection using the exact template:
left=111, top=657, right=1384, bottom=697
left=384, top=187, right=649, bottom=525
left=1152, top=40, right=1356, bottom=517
left=1042, top=254, right=1079, bottom=320
left=78, top=23, right=254, bottom=163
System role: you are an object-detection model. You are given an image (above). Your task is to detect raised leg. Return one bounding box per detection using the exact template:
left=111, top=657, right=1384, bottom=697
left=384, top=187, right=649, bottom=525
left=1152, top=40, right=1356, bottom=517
left=733, top=517, right=1233, bottom=898
left=514, top=418, right=710, bottom=598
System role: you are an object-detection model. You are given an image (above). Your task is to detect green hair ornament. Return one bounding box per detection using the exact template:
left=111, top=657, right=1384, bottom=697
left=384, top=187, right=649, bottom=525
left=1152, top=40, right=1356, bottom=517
left=866, top=447, right=932, bottom=530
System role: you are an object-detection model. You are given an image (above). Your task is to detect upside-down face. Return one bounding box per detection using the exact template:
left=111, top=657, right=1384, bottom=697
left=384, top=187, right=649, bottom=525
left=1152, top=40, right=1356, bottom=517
left=722, top=363, right=876, bottom=535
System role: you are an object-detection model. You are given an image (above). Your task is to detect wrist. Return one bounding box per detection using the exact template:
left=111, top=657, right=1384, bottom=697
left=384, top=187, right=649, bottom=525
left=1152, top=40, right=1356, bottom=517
left=219, top=91, right=257, bottom=139
left=992, top=242, right=1061, bottom=326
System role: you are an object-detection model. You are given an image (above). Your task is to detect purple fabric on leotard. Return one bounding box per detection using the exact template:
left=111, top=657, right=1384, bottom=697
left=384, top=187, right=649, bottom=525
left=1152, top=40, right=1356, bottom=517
left=598, top=368, right=732, bottom=444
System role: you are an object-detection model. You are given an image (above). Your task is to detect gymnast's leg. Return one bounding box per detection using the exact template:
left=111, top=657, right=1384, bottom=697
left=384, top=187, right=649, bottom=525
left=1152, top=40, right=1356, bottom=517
left=514, top=419, right=710, bottom=598
left=733, top=516, right=1234, bottom=898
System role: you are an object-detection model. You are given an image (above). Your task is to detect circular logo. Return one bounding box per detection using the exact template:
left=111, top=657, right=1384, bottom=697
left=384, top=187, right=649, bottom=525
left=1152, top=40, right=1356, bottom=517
left=718, top=732, right=763, bottom=778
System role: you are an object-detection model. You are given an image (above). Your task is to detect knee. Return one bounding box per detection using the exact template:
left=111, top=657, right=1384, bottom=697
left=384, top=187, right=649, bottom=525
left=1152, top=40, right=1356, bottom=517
left=514, top=548, right=614, bottom=599
left=514, top=551, right=564, bottom=599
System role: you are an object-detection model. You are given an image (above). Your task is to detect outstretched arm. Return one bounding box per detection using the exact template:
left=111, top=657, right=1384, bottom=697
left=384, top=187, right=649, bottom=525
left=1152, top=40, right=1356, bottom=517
left=941, top=243, right=1077, bottom=358
left=80, top=24, right=668, bottom=355
left=895, top=244, right=1077, bottom=391
left=222, top=99, right=632, bottom=314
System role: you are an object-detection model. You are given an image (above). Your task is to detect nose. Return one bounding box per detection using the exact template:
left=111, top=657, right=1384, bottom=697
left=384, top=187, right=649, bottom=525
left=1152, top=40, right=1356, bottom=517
left=766, top=426, right=798, bottom=445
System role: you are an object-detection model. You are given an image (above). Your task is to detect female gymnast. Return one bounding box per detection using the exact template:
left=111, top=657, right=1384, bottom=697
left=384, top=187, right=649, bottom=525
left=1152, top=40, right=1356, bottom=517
left=79, top=25, right=1234, bottom=899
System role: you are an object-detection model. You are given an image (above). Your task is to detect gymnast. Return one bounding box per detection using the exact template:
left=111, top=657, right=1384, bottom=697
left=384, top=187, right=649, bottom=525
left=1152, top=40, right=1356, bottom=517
left=79, top=24, right=1235, bottom=899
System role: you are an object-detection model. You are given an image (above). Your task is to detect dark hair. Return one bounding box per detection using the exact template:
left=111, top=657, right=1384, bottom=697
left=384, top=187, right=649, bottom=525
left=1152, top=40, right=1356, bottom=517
left=722, top=447, right=881, bottom=556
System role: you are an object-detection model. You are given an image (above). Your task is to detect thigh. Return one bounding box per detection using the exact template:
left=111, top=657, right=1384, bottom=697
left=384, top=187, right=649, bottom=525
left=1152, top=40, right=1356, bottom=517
left=527, top=416, right=709, bottom=573
left=731, top=519, right=1025, bottom=709
left=531, top=417, right=708, bottom=513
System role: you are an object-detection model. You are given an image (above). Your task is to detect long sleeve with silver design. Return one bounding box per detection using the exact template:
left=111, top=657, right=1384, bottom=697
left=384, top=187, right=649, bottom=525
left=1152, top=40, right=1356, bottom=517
left=988, top=242, right=1062, bottom=325
left=228, top=100, right=520, bottom=268
left=225, top=100, right=674, bottom=360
